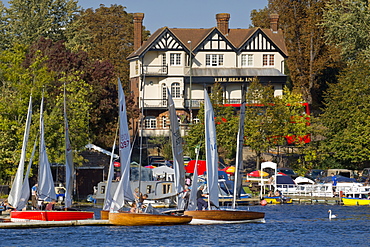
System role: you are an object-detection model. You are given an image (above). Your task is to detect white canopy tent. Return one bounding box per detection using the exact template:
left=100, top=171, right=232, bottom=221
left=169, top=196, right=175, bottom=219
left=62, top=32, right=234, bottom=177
left=152, top=166, right=175, bottom=181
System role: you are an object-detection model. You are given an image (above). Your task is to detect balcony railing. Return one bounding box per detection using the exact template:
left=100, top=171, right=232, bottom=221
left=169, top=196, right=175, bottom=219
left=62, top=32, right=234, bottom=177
left=142, top=65, right=168, bottom=76
left=141, top=98, right=243, bottom=108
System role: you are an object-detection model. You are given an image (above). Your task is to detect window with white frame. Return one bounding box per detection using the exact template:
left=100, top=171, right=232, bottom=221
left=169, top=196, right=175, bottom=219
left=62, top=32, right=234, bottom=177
left=162, top=84, right=167, bottom=106
left=241, top=54, right=253, bottom=66
left=206, top=54, right=224, bottom=66
left=263, top=54, right=275, bottom=66
left=170, top=53, right=181, bottom=65
left=162, top=53, right=167, bottom=72
left=171, top=82, right=181, bottom=98
left=162, top=116, right=167, bottom=129
left=144, top=117, right=157, bottom=129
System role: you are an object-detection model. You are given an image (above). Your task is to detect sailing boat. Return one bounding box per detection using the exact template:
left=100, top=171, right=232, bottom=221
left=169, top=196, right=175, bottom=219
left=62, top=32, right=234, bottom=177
left=11, top=93, right=93, bottom=221
left=8, top=96, right=33, bottom=210
left=184, top=89, right=265, bottom=224
left=108, top=79, right=192, bottom=226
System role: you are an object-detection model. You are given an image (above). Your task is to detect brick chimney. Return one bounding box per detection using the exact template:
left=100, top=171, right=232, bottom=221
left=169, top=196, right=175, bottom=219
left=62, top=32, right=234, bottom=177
left=133, top=13, right=144, bottom=51
left=216, top=13, right=230, bottom=35
left=270, top=13, right=279, bottom=33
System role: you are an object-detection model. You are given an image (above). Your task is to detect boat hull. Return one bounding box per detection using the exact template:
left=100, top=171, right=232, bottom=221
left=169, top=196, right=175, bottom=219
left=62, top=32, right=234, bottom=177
left=100, top=210, right=109, bottom=220
left=109, top=212, right=192, bottom=226
left=342, top=197, right=370, bottom=206
left=264, top=197, right=292, bottom=204
left=184, top=210, right=265, bottom=224
left=10, top=211, right=94, bottom=222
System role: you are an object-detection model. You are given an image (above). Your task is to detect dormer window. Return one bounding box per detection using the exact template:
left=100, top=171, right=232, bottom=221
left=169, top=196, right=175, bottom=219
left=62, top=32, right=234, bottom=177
left=170, top=53, right=181, bottom=65
left=263, top=54, right=275, bottom=66
left=206, top=54, right=223, bottom=66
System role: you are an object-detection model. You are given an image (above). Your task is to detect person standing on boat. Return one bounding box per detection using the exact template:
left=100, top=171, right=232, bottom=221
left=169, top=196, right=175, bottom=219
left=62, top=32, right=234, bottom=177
left=180, top=185, right=191, bottom=210
left=134, top=187, right=144, bottom=208
left=196, top=186, right=208, bottom=210
left=331, top=173, right=338, bottom=196
left=31, top=183, right=38, bottom=210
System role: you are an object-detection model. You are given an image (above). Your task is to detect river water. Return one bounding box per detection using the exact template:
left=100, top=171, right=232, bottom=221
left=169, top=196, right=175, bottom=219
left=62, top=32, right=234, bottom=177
left=1, top=204, right=369, bottom=247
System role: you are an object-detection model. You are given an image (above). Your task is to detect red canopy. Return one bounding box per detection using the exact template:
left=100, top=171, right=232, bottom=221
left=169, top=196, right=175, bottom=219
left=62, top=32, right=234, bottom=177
left=185, top=160, right=207, bottom=175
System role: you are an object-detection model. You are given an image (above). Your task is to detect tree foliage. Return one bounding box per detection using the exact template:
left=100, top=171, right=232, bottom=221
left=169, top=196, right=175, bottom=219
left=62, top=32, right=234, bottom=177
left=5, top=0, right=80, bottom=46
left=322, top=0, right=370, bottom=61
left=251, top=0, right=343, bottom=110
left=78, top=4, right=146, bottom=87
left=319, top=56, right=370, bottom=169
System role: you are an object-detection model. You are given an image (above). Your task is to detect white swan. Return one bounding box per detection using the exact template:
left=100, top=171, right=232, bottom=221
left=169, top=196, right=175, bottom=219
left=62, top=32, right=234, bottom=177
left=328, top=210, right=337, bottom=219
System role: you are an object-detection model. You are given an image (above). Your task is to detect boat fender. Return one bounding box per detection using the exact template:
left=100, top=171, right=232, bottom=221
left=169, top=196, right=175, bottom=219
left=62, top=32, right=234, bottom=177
left=260, top=200, right=267, bottom=206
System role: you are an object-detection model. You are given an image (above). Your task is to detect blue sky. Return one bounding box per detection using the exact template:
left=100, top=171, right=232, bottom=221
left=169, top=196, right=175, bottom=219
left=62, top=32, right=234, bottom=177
left=77, top=0, right=268, bottom=33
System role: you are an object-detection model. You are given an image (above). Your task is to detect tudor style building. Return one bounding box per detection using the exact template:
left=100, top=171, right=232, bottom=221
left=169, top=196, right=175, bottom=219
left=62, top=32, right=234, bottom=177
left=128, top=13, right=288, bottom=137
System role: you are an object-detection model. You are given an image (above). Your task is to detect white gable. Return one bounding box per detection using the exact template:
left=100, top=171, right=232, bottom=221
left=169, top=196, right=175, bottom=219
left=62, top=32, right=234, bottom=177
left=243, top=32, right=277, bottom=51
left=201, top=33, right=233, bottom=51
left=151, top=33, right=184, bottom=50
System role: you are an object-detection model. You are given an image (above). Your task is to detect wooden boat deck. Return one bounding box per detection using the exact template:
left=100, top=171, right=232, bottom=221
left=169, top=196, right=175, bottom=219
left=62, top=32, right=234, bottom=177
left=109, top=212, right=192, bottom=226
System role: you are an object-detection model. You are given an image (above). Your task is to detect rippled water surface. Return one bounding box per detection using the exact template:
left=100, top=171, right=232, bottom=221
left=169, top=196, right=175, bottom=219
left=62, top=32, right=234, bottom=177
left=1, top=204, right=369, bottom=247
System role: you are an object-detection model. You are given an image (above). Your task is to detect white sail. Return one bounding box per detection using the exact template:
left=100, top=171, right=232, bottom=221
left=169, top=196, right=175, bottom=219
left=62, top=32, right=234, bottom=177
left=187, top=147, right=200, bottom=211
left=232, top=102, right=246, bottom=209
left=110, top=79, right=135, bottom=211
left=64, top=86, right=74, bottom=208
left=102, top=127, right=118, bottom=211
left=8, top=96, right=32, bottom=208
left=204, top=89, right=219, bottom=208
left=167, top=88, right=186, bottom=209
left=17, top=137, right=37, bottom=210
left=38, top=95, right=57, bottom=201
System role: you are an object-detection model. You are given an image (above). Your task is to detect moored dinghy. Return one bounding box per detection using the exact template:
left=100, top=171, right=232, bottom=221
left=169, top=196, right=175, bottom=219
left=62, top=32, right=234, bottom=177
left=11, top=92, right=94, bottom=222
left=342, top=197, right=370, bottom=206
left=184, top=89, right=265, bottom=224
left=108, top=79, right=192, bottom=226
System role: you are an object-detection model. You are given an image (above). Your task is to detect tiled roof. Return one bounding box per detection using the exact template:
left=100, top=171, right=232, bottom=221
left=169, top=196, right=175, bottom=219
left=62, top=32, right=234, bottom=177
left=128, top=26, right=288, bottom=59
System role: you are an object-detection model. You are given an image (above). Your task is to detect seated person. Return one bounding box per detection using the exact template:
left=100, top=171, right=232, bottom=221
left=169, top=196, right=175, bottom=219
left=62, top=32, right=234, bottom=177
left=2, top=200, right=16, bottom=212
left=130, top=202, right=142, bottom=213
left=274, top=190, right=282, bottom=197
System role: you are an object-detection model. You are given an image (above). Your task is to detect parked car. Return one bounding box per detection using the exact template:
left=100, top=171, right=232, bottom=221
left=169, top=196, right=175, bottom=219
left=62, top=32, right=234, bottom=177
left=147, top=155, right=165, bottom=165
left=305, top=169, right=326, bottom=181
left=358, top=168, right=370, bottom=182
left=277, top=167, right=298, bottom=179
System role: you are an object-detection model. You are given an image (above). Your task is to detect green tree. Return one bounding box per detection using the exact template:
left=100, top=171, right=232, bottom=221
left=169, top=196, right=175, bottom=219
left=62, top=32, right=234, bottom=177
left=78, top=4, right=149, bottom=87
left=251, top=0, right=343, bottom=111
left=5, top=0, right=80, bottom=46
left=322, top=0, right=370, bottom=61
left=0, top=44, right=53, bottom=184
left=319, top=56, right=370, bottom=169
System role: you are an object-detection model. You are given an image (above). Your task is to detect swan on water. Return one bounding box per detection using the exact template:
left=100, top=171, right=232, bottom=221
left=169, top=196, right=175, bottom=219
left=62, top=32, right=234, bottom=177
left=328, top=210, right=337, bottom=219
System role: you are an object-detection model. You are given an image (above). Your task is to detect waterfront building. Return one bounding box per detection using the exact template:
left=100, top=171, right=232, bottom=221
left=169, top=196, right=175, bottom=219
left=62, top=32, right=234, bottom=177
left=128, top=13, right=288, bottom=137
